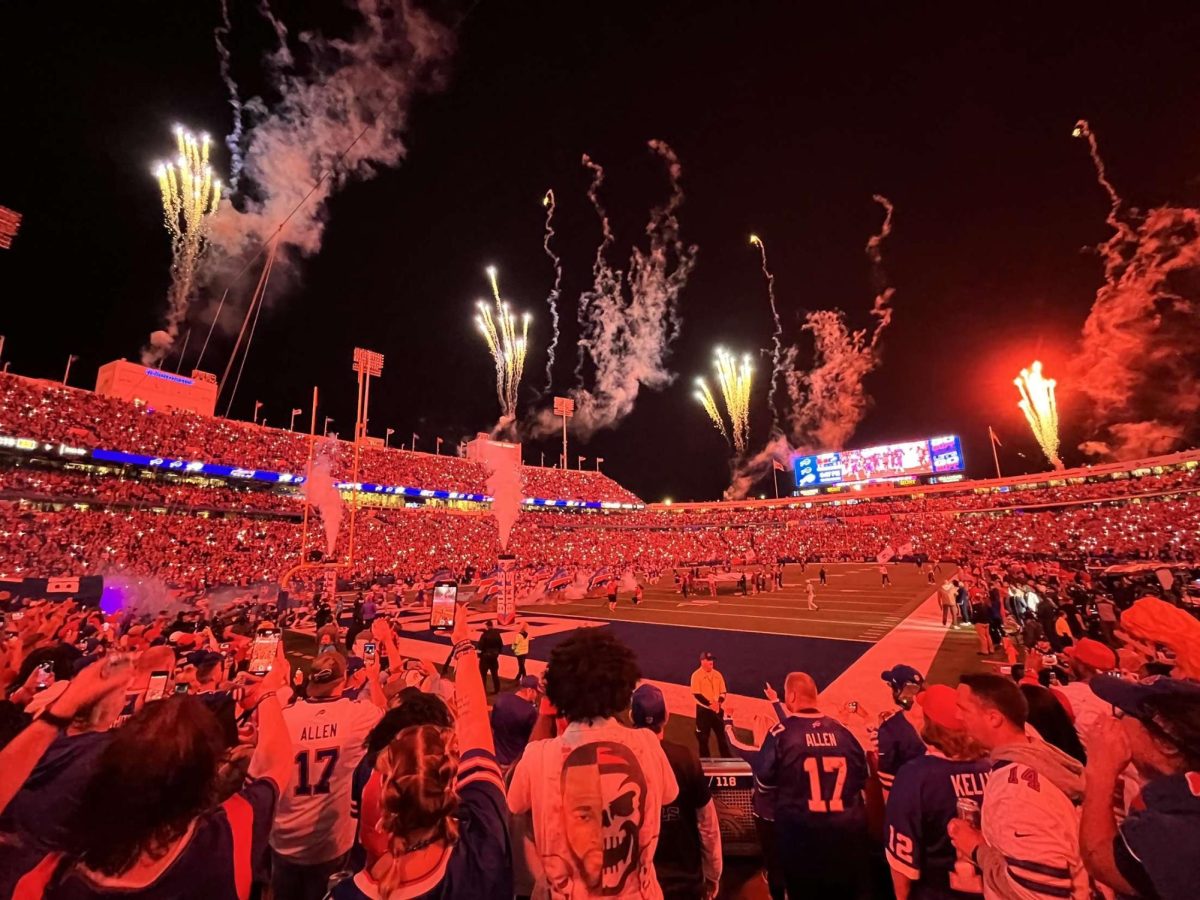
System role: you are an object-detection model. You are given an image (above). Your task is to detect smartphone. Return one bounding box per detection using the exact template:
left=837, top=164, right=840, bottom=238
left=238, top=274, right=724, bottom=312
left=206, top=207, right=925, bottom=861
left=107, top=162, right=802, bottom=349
left=145, top=670, right=170, bottom=702
left=429, top=581, right=458, bottom=631
left=174, top=682, right=190, bottom=695
left=36, top=661, right=54, bottom=689
left=847, top=701, right=859, bottom=712
left=249, top=629, right=281, bottom=675
left=220, top=642, right=231, bottom=654
left=11, top=611, right=23, bottom=621
left=363, top=642, right=377, bottom=662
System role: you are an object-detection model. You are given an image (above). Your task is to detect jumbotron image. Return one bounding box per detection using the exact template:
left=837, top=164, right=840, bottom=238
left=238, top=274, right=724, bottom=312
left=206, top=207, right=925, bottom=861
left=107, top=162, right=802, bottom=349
left=2, top=4, right=1199, bottom=900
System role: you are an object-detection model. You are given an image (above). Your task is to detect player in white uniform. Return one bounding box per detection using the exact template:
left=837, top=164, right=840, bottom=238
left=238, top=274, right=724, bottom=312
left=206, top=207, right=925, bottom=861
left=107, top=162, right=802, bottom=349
left=950, top=674, right=1089, bottom=900
left=270, top=649, right=383, bottom=900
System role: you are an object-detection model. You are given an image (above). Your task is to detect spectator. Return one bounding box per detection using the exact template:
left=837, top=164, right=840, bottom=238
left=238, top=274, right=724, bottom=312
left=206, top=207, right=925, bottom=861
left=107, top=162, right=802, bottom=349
left=476, top=621, right=503, bottom=695
left=490, top=675, right=540, bottom=770
left=330, top=613, right=512, bottom=899
left=1056, top=638, right=1117, bottom=752
left=1080, top=676, right=1200, bottom=900
left=4, top=661, right=291, bottom=899
left=758, top=671, right=870, bottom=898
left=938, top=581, right=957, bottom=627
left=631, top=683, right=722, bottom=900
left=725, top=684, right=788, bottom=900
left=1019, top=682, right=1086, bottom=765
left=970, top=593, right=995, bottom=655
left=884, top=684, right=991, bottom=899
left=270, top=650, right=383, bottom=900
left=949, top=673, right=1089, bottom=899
left=508, top=628, right=678, bottom=897
left=954, top=580, right=971, bottom=626
left=690, top=652, right=731, bottom=758
left=877, top=665, right=927, bottom=797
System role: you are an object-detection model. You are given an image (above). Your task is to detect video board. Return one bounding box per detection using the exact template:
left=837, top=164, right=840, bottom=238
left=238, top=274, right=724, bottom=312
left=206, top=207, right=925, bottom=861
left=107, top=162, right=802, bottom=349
left=792, top=435, right=964, bottom=488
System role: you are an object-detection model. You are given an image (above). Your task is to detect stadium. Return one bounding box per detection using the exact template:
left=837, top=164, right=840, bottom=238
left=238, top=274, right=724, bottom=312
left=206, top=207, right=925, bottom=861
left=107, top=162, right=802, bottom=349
left=4, top=4, right=1200, bottom=900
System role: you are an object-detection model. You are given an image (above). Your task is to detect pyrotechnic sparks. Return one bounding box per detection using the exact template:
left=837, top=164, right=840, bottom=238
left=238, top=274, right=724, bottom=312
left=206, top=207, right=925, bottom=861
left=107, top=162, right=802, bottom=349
left=714, top=347, right=754, bottom=454
left=542, top=189, right=562, bottom=393
left=1015, top=361, right=1063, bottom=470
left=146, top=125, right=223, bottom=364
left=474, top=267, right=531, bottom=422
left=693, top=378, right=728, bottom=442
left=749, top=234, right=783, bottom=431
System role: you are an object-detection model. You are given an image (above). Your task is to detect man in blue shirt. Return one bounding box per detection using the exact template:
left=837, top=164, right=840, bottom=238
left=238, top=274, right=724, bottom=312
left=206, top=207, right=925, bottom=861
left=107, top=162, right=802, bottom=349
left=756, top=671, right=870, bottom=898
left=490, top=675, right=539, bottom=769
left=878, top=665, right=927, bottom=797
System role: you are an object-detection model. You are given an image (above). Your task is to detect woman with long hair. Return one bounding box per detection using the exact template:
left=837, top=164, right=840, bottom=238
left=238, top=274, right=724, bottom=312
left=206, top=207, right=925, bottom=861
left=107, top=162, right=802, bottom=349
left=329, top=612, right=511, bottom=899
left=5, top=653, right=292, bottom=899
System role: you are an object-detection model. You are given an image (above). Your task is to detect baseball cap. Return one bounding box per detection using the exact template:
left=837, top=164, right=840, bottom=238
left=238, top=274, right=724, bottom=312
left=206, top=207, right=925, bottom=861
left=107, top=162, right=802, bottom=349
left=1090, top=675, right=1200, bottom=721
left=917, top=684, right=963, bottom=730
left=699, top=651, right=715, bottom=661
left=308, top=651, right=348, bottom=689
left=881, top=665, right=925, bottom=690
left=519, top=675, right=540, bottom=690
left=1063, top=638, right=1117, bottom=671
left=631, top=683, right=668, bottom=730
left=186, top=649, right=223, bottom=669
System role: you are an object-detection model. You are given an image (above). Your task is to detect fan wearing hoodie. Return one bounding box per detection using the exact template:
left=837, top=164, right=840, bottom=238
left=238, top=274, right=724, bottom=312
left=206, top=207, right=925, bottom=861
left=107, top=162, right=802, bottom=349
left=948, top=674, right=1089, bottom=900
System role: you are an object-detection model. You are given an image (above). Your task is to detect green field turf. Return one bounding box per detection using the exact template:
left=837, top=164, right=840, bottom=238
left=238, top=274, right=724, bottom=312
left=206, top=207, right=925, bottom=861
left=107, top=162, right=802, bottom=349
left=526, top=562, right=943, bottom=643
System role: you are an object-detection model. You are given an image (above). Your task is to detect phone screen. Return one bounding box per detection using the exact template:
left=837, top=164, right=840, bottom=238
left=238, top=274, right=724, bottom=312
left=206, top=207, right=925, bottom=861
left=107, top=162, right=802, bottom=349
left=363, top=642, right=377, bottom=660
left=429, top=582, right=458, bottom=631
left=249, top=630, right=281, bottom=674
left=174, top=682, right=190, bottom=695
left=145, top=671, right=170, bottom=702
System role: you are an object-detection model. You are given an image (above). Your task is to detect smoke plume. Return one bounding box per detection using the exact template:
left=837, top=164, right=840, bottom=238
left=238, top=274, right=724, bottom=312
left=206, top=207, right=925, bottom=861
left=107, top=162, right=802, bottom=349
left=542, top=189, right=562, bottom=394
left=1070, top=123, right=1200, bottom=459
left=302, top=440, right=344, bottom=557
left=148, top=0, right=454, bottom=362
left=477, top=439, right=523, bottom=551
left=535, top=141, right=697, bottom=439
left=726, top=196, right=896, bottom=499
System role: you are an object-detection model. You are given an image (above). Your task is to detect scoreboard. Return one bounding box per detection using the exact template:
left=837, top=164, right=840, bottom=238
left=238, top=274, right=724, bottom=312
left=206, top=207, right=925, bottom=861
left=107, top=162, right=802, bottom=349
left=793, top=434, right=964, bottom=489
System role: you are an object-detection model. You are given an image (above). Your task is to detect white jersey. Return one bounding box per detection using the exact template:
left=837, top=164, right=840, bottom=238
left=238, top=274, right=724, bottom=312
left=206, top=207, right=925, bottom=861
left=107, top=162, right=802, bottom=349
left=1055, top=681, right=1114, bottom=752
left=980, top=760, right=1089, bottom=900
left=271, top=695, right=383, bottom=863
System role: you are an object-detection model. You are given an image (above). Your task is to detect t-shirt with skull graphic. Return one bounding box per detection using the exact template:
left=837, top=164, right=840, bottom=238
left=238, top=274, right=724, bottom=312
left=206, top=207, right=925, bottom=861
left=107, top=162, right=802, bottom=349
left=508, top=717, right=679, bottom=899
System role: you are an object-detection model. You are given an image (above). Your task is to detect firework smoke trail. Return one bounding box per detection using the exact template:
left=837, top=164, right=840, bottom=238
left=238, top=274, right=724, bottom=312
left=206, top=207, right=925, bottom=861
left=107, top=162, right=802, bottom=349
left=713, top=347, right=754, bottom=454
left=257, top=0, right=293, bottom=67
left=1069, top=120, right=1200, bottom=459
left=694, top=377, right=729, bottom=443
left=1014, top=361, right=1063, bottom=470
left=727, top=196, right=897, bottom=498
left=1072, top=120, right=1135, bottom=247
left=474, top=268, right=531, bottom=422
left=184, top=0, right=452, bottom=351
left=541, top=189, right=562, bottom=393
left=749, top=234, right=783, bottom=431
left=214, top=0, right=244, bottom=192
left=145, top=127, right=224, bottom=364
left=539, top=141, right=697, bottom=439
left=575, top=155, right=619, bottom=385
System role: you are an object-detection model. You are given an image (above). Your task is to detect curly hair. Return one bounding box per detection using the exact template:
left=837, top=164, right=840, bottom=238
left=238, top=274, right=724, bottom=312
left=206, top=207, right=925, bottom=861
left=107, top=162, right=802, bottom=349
left=544, top=628, right=640, bottom=722
left=920, top=717, right=987, bottom=761
left=376, top=724, right=461, bottom=893
left=1143, top=693, right=1200, bottom=771
left=364, top=691, right=453, bottom=763
left=63, top=697, right=224, bottom=876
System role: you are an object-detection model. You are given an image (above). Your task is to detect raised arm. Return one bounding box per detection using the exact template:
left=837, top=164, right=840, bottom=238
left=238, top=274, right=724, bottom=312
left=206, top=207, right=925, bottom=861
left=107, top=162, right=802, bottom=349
left=449, top=612, right=493, bottom=754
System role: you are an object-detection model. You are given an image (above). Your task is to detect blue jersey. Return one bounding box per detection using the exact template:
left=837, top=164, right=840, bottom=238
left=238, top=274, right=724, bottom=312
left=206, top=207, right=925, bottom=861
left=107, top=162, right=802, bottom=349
left=884, top=753, right=991, bottom=899
left=757, top=712, right=868, bottom=826
left=877, top=709, right=926, bottom=794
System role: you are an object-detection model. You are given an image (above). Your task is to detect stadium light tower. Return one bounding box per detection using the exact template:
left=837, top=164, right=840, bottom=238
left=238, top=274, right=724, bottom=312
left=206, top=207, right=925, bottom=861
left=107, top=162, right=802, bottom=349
left=62, top=354, right=79, bottom=386
left=554, top=396, right=574, bottom=472
left=349, top=348, right=385, bottom=571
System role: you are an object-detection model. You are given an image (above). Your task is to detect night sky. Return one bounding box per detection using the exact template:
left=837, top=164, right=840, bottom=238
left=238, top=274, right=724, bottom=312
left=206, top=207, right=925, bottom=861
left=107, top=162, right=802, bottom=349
left=4, top=2, right=1200, bottom=501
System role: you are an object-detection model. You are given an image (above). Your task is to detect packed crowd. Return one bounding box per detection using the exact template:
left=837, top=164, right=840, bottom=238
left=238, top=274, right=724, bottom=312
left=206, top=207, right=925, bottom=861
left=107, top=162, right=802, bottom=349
left=0, top=373, right=643, bottom=505
left=2, top=484, right=1197, bottom=591
left=1, top=576, right=1198, bottom=899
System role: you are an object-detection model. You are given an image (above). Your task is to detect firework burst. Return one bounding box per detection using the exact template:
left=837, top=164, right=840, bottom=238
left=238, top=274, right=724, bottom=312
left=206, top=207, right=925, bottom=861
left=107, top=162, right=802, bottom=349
left=1015, top=360, right=1063, bottom=470
left=148, top=125, right=223, bottom=364
left=693, top=377, right=728, bottom=442
left=715, top=347, right=754, bottom=454
left=474, top=267, right=531, bottom=422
